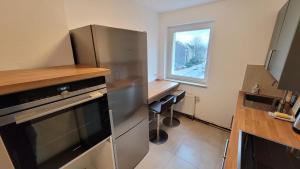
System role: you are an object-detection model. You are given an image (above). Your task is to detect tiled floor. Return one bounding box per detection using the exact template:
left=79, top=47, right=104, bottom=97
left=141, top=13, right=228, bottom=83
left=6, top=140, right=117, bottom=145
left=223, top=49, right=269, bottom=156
left=135, top=115, right=230, bottom=169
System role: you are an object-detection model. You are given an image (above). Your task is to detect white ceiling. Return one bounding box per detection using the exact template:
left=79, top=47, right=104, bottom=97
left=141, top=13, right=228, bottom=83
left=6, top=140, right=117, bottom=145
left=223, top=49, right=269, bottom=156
left=133, top=0, right=220, bottom=13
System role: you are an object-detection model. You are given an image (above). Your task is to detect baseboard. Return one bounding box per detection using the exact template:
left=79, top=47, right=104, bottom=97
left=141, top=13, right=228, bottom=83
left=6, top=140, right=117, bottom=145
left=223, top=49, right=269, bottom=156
left=174, top=111, right=231, bottom=132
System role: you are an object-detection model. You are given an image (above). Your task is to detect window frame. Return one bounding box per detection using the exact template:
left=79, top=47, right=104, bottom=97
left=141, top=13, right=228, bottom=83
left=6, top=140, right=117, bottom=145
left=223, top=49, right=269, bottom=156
left=166, top=21, right=213, bottom=87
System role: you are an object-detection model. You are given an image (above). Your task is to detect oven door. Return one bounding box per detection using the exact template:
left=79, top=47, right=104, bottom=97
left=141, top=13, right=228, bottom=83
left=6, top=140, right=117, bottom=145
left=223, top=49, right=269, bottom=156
left=0, top=90, right=111, bottom=169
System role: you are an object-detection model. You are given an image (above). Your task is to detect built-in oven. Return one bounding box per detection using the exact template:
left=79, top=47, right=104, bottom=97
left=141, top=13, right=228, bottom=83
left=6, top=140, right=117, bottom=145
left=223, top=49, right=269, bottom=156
left=0, top=77, right=111, bottom=169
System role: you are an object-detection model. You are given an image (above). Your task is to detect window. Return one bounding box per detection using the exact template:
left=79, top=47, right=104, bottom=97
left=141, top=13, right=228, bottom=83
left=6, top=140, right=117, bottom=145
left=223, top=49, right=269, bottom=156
left=166, top=22, right=212, bottom=86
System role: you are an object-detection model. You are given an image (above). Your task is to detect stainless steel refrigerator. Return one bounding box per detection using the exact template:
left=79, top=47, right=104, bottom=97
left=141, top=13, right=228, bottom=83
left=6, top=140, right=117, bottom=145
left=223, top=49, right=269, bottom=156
left=70, top=25, right=149, bottom=169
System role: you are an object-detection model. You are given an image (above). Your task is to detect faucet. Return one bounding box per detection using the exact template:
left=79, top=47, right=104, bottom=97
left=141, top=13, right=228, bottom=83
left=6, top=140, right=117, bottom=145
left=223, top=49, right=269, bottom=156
left=251, top=83, right=260, bottom=94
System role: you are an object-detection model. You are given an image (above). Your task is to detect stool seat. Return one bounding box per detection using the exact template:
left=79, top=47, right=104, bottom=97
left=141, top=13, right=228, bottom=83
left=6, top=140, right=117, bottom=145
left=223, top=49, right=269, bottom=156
left=172, top=90, right=185, bottom=104
left=160, top=95, right=175, bottom=102
left=148, top=96, right=174, bottom=145
left=162, top=90, right=186, bottom=127
left=149, top=101, right=161, bottom=113
left=160, top=95, right=175, bottom=111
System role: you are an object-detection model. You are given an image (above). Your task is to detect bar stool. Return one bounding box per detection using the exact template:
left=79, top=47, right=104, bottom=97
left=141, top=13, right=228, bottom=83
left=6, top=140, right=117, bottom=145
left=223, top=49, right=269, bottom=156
left=149, top=95, right=175, bottom=144
left=162, top=90, right=186, bottom=127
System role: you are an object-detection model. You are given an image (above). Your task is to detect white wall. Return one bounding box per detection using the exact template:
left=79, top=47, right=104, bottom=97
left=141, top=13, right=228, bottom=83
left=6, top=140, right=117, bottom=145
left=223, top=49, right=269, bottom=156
left=0, top=0, right=74, bottom=71
left=63, top=0, right=159, bottom=81
left=0, top=0, right=287, bottom=128
left=159, top=0, right=287, bottom=128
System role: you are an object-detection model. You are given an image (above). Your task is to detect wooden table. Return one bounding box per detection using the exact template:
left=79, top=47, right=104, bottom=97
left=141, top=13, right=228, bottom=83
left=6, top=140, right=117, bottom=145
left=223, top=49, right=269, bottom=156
left=224, top=91, right=300, bottom=169
left=148, top=80, right=179, bottom=103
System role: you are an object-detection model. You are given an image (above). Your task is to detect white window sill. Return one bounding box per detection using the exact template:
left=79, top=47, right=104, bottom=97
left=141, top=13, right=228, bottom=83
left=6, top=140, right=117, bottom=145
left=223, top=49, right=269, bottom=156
left=164, top=79, right=208, bottom=88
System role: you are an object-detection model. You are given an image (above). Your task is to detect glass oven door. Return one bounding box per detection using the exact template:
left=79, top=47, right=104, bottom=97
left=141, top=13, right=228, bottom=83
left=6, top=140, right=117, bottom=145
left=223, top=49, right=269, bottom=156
left=0, top=90, right=111, bottom=169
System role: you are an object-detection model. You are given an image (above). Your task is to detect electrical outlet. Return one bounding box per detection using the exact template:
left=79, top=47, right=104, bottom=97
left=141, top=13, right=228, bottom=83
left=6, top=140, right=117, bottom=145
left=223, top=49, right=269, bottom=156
left=195, top=96, right=200, bottom=102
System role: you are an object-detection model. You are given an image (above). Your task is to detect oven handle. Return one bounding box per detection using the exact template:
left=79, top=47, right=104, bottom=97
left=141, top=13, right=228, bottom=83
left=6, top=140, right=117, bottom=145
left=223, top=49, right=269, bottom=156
left=15, top=90, right=105, bottom=124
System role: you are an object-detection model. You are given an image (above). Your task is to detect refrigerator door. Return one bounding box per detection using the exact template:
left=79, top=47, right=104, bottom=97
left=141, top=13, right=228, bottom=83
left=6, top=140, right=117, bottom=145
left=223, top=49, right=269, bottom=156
left=114, top=119, right=149, bottom=169
left=69, top=25, right=97, bottom=66
left=91, top=25, right=148, bottom=139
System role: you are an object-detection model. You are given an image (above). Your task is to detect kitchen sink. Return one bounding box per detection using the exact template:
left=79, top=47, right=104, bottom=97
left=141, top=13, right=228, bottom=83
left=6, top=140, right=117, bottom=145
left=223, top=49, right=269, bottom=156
left=243, top=94, right=280, bottom=112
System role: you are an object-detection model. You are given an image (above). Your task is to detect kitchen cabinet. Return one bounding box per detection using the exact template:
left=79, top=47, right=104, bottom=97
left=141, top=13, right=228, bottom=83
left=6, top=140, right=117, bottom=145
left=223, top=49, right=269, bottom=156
left=266, top=0, right=300, bottom=93
left=61, top=137, right=115, bottom=169
left=266, top=2, right=288, bottom=58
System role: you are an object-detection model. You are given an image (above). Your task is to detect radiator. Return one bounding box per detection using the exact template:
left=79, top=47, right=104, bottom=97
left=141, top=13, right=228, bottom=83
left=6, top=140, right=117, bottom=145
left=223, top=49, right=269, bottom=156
left=174, top=93, right=196, bottom=117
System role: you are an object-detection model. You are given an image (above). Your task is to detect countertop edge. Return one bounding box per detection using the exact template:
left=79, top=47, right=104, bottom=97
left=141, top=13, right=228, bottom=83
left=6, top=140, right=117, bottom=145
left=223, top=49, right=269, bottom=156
left=0, top=65, right=111, bottom=95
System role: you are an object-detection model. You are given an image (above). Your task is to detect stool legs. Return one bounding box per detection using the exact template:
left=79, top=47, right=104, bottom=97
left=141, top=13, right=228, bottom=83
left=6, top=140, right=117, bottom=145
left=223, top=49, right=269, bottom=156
left=163, top=105, right=180, bottom=127
left=156, top=113, right=160, bottom=139
left=150, top=113, right=168, bottom=144
left=170, top=106, right=174, bottom=125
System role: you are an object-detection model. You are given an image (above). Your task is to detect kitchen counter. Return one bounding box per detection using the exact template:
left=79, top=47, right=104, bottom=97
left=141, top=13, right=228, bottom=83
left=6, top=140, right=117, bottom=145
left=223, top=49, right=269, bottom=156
left=224, top=91, right=300, bottom=169
left=0, top=65, right=111, bottom=95
left=148, top=80, right=179, bottom=103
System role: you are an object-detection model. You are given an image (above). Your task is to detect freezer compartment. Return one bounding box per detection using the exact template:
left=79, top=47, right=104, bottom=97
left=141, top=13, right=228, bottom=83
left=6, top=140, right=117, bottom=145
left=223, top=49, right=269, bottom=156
left=114, top=118, right=149, bottom=169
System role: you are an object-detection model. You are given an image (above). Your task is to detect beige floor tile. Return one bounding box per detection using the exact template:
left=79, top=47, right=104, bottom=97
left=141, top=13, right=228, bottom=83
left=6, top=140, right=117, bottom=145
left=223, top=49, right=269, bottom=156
left=175, top=143, right=223, bottom=169
left=136, top=115, right=230, bottom=169
left=135, top=145, right=173, bottom=169
left=164, top=156, right=198, bottom=169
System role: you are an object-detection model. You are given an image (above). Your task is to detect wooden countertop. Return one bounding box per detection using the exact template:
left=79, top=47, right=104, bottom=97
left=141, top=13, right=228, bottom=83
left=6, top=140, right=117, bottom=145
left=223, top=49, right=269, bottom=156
left=148, top=80, right=179, bottom=102
left=224, top=91, right=300, bottom=169
left=0, top=65, right=111, bottom=95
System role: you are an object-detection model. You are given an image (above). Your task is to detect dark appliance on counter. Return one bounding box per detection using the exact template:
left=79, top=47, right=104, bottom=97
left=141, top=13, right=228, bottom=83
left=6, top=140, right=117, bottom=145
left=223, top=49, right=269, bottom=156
left=70, top=25, right=149, bottom=169
left=265, top=0, right=300, bottom=93
left=238, top=131, right=300, bottom=169
left=0, top=77, right=111, bottom=169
